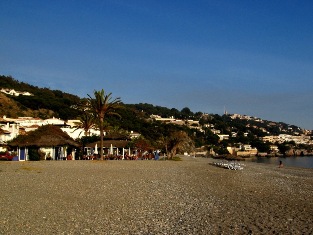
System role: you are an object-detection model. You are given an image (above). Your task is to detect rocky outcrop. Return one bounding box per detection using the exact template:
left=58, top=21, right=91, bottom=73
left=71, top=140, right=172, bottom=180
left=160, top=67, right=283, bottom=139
left=285, top=148, right=313, bottom=156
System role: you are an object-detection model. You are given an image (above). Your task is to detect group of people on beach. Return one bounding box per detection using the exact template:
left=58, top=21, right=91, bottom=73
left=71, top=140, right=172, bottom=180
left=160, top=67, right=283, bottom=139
left=81, top=151, right=161, bottom=161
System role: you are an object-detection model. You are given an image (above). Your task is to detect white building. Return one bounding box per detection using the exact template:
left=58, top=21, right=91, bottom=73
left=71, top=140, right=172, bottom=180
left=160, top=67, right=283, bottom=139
left=1, top=88, right=33, bottom=96
left=218, top=134, right=229, bottom=141
left=61, top=127, right=100, bottom=139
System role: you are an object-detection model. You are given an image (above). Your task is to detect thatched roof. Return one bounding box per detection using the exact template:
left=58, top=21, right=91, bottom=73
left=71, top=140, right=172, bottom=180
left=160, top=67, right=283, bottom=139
left=8, top=125, right=79, bottom=147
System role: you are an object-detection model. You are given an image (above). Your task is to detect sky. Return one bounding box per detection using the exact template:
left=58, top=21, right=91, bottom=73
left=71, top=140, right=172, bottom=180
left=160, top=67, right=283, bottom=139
left=1, top=0, right=313, bottom=129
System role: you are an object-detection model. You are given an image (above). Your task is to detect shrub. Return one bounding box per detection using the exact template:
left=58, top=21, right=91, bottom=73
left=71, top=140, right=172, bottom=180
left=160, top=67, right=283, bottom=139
left=28, top=148, right=40, bottom=161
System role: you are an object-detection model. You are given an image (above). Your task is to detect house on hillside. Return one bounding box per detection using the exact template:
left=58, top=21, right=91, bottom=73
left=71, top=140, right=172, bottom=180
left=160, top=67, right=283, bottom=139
left=43, top=117, right=67, bottom=126
left=8, top=125, right=79, bottom=161
left=218, top=134, right=229, bottom=141
left=0, top=128, right=9, bottom=152
left=61, top=126, right=100, bottom=139
left=129, top=131, right=141, bottom=139
left=0, top=88, right=33, bottom=96
left=235, top=144, right=258, bottom=157
left=14, top=117, right=43, bottom=127
left=0, top=118, right=20, bottom=143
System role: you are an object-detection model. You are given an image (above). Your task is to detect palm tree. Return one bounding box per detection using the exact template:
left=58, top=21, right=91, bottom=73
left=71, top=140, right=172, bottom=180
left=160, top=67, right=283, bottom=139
left=87, top=89, right=121, bottom=160
left=73, top=112, right=96, bottom=137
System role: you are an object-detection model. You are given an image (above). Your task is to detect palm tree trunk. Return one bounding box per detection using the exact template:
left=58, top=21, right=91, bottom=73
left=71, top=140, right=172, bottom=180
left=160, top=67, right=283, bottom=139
left=100, top=118, right=104, bottom=160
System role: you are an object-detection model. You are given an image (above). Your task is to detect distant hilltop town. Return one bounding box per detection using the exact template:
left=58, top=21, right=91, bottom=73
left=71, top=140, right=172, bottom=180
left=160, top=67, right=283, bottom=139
left=151, top=114, right=312, bottom=144
left=150, top=113, right=313, bottom=157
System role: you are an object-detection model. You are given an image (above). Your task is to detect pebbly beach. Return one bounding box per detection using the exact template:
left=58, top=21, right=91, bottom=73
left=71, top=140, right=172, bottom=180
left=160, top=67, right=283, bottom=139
left=1, top=156, right=312, bottom=234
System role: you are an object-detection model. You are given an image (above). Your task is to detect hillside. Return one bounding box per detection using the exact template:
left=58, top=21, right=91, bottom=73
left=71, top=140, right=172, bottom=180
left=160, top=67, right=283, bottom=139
left=0, top=75, right=81, bottom=120
left=0, top=92, right=55, bottom=118
left=0, top=75, right=310, bottom=138
left=1, top=75, right=313, bottom=156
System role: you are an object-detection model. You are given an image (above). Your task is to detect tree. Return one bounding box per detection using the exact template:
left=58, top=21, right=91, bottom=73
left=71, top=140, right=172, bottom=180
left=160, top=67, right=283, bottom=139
left=73, top=112, right=96, bottom=137
left=87, top=89, right=121, bottom=160
left=205, top=129, right=219, bottom=145
left=180, top=107, right=193, bottom=119
left=28, top=148, right=41, bottom=161
left=251, top=140, right=271, bottom=153
left=277, top=143, right=291, bottom=155
left=161, top=131, right=194, bottom=159
left=130, top=136, right=153, bottom=158
left=106, top=126, right=129, bottom=140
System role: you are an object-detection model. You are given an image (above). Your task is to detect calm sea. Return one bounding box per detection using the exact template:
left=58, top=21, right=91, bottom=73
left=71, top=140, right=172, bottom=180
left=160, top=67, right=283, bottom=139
left=255, top=156, right=313, bottom=169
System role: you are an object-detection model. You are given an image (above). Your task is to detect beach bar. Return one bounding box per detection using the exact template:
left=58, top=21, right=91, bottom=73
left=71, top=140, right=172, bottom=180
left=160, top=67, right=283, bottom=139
left=8, top=125, right=79, bottom=161
left=85, top=140, right=132, bottom=160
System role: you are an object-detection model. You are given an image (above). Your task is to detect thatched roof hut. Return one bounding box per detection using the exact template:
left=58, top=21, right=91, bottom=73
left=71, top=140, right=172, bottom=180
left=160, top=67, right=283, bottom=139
left=8, top=125, right=79, bottom=147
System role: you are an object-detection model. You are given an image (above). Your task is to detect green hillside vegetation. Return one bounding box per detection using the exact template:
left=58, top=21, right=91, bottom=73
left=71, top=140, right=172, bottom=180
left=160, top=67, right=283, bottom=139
left=0, top=92, right=55, bottom=118
left=0, top=75, right=81, bottom=120
left=1, top=75, right=311, bottom=156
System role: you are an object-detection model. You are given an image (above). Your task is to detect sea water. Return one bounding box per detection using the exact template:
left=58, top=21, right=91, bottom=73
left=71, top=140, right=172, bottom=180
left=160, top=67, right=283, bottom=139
left=255, top=156, right=313, bottom=169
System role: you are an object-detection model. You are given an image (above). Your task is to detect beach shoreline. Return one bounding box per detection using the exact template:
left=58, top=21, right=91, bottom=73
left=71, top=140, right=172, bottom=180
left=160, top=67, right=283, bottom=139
left=1, top=157, right=312, bottom=234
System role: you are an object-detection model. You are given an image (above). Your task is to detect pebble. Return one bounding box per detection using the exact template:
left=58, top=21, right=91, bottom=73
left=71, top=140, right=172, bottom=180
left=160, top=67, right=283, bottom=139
left=0, top=157, right=312, bottom=234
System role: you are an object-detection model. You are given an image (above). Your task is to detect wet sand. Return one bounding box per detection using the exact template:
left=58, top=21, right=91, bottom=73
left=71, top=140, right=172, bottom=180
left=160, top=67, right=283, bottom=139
left=1, top=156, right=312, bottom=234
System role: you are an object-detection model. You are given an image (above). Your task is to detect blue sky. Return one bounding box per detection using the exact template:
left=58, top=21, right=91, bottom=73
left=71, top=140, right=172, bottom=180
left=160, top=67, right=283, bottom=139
left=1, top=0, right=313, bottom=129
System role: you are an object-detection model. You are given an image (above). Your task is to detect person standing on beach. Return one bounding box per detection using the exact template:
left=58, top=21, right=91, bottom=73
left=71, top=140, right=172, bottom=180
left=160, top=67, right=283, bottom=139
left=278, top=160, right=284, bottom=168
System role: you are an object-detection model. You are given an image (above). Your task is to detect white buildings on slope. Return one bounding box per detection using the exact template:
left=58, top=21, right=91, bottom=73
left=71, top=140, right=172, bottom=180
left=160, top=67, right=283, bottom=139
left=0, top=116, right=101, bottom=143
left=263, top=134, right=312, bottom=145
left=0, top=88, right=33, bottom=96
left=0, top=123, right=19, bottom=144
left=150, top=114, right=200, bottom=129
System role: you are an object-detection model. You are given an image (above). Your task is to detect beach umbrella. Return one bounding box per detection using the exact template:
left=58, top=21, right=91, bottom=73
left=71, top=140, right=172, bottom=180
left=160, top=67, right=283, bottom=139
left=110, top=144, right=113, bottom=155
left=57, top=147, right=61, bottom=160
left=60, top=147, right=64, bottom=160
left=122, top=148, right=125, bottom=160
left=94, top=143, right=98, bottom=154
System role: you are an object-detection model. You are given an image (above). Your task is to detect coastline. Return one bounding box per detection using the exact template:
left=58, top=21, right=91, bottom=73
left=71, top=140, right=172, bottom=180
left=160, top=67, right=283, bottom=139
left=1, top=157, right=312, bottom=234
left=252, top=155, right=313, bottom=169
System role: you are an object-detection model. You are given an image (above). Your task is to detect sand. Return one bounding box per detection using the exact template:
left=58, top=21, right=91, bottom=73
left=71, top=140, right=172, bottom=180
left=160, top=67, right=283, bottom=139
left=0, top=156, right=312, bottom=234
